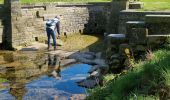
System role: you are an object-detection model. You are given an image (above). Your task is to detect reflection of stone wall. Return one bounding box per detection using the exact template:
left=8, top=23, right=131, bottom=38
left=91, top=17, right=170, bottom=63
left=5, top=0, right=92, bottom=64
left=10, top=2, right=110, bottom=47
left=119, top=11, right=170, bottom=35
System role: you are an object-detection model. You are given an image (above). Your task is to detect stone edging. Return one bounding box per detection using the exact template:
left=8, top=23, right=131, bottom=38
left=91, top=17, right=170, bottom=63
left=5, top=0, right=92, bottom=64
left=21, top=2, right=111, bottom=8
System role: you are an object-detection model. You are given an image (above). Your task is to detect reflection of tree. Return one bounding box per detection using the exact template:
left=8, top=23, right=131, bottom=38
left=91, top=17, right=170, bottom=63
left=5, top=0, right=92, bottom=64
left=9, top=83, right=27, bottom=100
left=5, top=67, right=27, bottom=100
left=0, top=52, right=46, bottom=99
left=0, top=52, right=62, bottom=99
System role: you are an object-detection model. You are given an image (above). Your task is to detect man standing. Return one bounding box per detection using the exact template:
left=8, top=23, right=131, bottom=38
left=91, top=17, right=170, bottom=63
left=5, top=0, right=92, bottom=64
left=46, top=16, right=60, bottom=50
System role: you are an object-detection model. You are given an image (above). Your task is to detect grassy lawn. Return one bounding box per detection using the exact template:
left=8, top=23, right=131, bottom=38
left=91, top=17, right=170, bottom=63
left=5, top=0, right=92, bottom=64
left=140, top=0, right=170, bottom=11
left=1, top=0, right=170, bottom=11
left=0, top=0, right=3, bottom=4
left=0, top=0, right=111, bottom=4
left=87, top=49, right=170, bottom=100
left=20, top=0, right=111, bottom=3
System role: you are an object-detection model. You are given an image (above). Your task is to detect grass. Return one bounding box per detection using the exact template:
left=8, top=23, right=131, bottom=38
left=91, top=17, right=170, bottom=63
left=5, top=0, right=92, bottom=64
left=0, top=78, right=7, bottom=83
left=140, top=0, right=170, bottom=11
left=0, top=0, right=3, bottom=4
left=20, top=0, right=111, bottom=3
left=0, top=0, right=111, bottom=4
left=87, top=49, right=170, bottom=100
left=1, top=0, right=170, bottom=11
left=58, top=34, right=104, bottom=52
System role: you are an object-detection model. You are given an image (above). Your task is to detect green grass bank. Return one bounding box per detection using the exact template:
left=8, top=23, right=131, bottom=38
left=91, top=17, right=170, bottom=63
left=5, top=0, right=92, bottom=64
left=21, top=0, right=111, bottom=3
left=0, top=0, right=3, bottom=4
left=141, top=0, right=170, bottom=11
left=87, top=49, right=170, bottom=100
left=0, top=0, right=111, bottom=4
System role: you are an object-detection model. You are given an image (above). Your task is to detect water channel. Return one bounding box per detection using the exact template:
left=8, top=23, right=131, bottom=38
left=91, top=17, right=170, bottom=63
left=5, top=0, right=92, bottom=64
left=0, top=51, right=91, bottom=100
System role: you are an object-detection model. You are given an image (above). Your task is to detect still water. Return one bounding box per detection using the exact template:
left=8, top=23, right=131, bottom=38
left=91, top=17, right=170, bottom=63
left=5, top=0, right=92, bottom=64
left=0, top=51, right=91, bottom=100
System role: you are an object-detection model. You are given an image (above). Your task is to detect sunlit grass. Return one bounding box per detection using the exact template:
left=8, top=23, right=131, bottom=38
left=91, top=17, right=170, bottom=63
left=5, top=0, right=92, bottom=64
left=87, top=49, right=170, bottom=100
left=58, top=34, right=104, bottom=52
left=140, top=0, right=170, bottom=11
left=20, top=0, right=111, bottom=3
left=0, top=0, right=3, bottom=4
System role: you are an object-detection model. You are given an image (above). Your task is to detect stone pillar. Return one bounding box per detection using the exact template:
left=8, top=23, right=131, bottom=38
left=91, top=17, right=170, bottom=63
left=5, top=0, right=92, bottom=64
left=11, top=0, right=23, bottom=48
left=107, top=0, right=129, bottom=34
left=2, top=0, right=12, bottom=49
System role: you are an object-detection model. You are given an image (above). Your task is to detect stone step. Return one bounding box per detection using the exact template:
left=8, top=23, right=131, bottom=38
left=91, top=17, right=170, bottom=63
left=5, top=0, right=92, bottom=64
left=145, top=15, right=170, bottom=23
left=147, top=35, right=170, bottom=37
left=126, top=21, right=145, bottom=28
left=106, top=34, right=126, bottom=45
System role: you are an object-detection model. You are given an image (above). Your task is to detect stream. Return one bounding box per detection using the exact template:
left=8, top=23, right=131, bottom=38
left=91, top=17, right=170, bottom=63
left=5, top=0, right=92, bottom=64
left=0, top=51, right=91, bottom=100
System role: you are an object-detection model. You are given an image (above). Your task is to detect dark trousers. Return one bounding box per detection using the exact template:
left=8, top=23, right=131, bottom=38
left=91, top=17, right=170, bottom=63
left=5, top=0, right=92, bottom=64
left=46, top=28, right=57, bottom=49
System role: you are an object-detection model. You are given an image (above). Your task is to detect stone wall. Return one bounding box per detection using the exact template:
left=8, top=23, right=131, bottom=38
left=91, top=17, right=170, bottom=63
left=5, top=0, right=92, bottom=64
left=119, top=11, right=170, bottom=35
left=10, top=2, right=110, bottom=47
left=107, top=0, right=129, bottom=34
left=0, top=4, right=4, bottom=44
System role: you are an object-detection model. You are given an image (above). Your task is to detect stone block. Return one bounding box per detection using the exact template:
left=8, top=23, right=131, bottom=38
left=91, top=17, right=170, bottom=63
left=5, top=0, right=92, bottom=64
left=0, top=20, right=2, bottom=26
left=127, top=28, right=148, bottom=44
left=145, top=15, right=170, bottom=23
left=147, top=35, right=167, bottom=45
left=107, top=34, right=126, bottom=45
left=0, top=26, right=3, bottom=32
left=0, top=33, right=3, bottom=44
left=129, top=2, right=144, bottom=9
left=145, top=15, right=170, bottom=35
left=126, top=21, right=145, bottom=29
left=147, top=23, right=170, bottom=35
left=0, top=35, right=2, bottom=43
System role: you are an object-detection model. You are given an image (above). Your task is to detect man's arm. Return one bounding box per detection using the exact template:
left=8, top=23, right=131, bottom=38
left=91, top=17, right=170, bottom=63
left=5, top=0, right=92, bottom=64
left=56, top=21, right=60, bottom=39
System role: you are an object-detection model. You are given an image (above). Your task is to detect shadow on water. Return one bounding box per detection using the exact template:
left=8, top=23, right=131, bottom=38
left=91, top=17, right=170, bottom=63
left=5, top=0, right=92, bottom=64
left=0, top=51, right=91, bottom=100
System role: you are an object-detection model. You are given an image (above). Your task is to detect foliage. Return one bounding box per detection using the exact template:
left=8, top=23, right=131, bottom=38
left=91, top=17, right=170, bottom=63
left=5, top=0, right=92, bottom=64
left=87, top=50, right=170, bottom=100
left=0, top=78, right=7, bottom=83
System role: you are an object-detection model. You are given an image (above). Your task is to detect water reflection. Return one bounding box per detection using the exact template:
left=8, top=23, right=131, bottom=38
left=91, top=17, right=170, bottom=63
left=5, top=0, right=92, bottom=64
left=47, top=54, right=61, bottom=80
left=0, top=51, right=90, bottom=99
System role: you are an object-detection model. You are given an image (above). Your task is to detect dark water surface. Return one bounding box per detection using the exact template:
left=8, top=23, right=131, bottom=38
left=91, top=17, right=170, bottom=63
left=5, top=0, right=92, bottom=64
left=0, top=51, right=90, bottom=100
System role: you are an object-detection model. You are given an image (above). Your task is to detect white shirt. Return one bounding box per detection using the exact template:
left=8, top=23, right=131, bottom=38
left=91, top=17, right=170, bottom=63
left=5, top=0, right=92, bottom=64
left=46, top=18, right=59, bottom=31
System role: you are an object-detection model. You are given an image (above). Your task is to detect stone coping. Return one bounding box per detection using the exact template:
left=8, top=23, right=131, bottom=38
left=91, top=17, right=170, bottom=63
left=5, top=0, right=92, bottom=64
left=146, top=15, right=170, bottom=17
left=107, top=34, right=125, bottom=38
left=20, top=2, right=111, bottom=8
left=126, top=21, right=145, bottom=24
left=145, top=14, right=170, bottom=23
left=147, top=35, right=170, bottom=37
